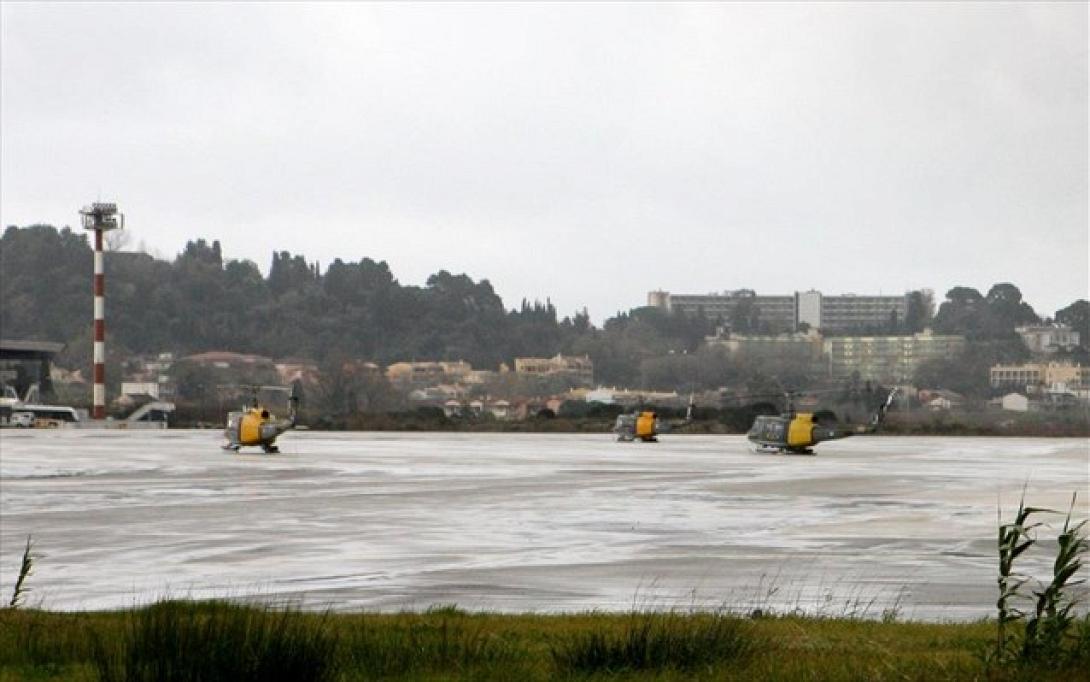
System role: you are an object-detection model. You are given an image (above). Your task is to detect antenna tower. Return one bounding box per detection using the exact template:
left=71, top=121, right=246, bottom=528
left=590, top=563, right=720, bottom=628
left=80, top=202, right=124, bottom=420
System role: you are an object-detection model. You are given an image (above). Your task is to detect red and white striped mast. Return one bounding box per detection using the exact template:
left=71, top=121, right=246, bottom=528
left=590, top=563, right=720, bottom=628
left=80, top=202, right=123, bottom=420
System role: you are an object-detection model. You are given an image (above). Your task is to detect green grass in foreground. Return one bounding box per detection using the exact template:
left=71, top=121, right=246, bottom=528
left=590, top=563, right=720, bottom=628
left=2, top=601, right=1089, bottom=681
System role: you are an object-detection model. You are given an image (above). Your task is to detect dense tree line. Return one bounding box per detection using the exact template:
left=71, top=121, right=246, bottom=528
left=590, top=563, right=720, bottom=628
left=1, top=225, right=711, bottom=388
left=913, top=284, right=1089, bottom=397
left=2, top=225, right=1085, bottom=399
left=1, top=225, right=579, bottom=367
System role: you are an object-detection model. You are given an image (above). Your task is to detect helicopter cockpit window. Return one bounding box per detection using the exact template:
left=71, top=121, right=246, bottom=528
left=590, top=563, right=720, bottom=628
left=764, top=421, right=783, bottom=439
left=261, top=409, right=270, bottom=419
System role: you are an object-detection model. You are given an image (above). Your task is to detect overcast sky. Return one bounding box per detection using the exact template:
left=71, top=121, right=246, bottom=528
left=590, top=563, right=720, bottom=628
left=2, top=2, right=1086, bottom=322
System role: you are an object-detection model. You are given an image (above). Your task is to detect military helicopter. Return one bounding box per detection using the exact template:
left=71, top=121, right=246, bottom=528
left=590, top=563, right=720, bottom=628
left=222, top=384, right=301, bottom=453
left=746, top=388, right=898, bottom=455
left=614, top=396, right=694, bottom=442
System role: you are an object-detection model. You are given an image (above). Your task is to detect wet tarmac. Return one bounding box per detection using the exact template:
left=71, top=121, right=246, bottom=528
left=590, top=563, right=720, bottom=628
left=0, top=430, right=1086, bottom=619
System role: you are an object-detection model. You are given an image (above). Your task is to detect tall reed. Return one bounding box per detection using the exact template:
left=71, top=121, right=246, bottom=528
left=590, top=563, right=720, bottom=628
left=7, top=536, right=35, bottom=609
left=1022, top=492, right=1089, bottom=663
left=995, top=493, right=1050, bottom=660
left=993, top=490, right=1089, bottom=668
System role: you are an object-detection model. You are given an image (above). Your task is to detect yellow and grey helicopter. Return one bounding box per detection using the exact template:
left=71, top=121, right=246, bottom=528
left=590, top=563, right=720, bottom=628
left=223, top=385, right=300, bottom=453
left=746, top=388, right=898, bottom=455
left=614, top=397, right=694, bottom=442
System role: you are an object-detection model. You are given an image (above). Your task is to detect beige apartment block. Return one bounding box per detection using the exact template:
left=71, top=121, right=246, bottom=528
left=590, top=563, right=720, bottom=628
left=386, top=360, right=474, bottom=385
left=514, top=354, right=594, bottom=382
left=823, top=331, right=966, bottom=384
left=989, top=364, right=1042, bottom=389
left=1044, top=362, right=1084, bottom=388
left=990, top=361, right=1087, bottom=392
left=705, top=331, right=825, bottom=363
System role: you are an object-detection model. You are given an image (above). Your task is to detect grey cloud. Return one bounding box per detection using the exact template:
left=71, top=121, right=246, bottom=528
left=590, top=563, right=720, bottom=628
left=2, top=2, right=1085, bottom=321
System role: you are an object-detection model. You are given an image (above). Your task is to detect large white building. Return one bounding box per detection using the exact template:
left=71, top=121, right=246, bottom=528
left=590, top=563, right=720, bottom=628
left=649, top=289, right=912, bottom=333
left=648, top=290, right=796, bottom=332
left=1015, top=325, right=1081, bottom=354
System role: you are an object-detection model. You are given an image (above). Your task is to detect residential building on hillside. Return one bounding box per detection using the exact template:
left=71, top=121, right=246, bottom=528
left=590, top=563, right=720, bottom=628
left=585, top=387, right=684, bottom=407
left=1000, top=393, right=1030, bottom=412
left=990, top=362, right=1088, bottom=393
left=823, top=330, right=966, bottom=384
left=649, top=289, right=911, bottom=333
left=441, top=398, right=512, bottom=420
left=814, top=292, right=909, bottom=332
left=437, top=360, right=473, bottom=380
left=1043, top=362, right=1087, bottom=389
left=795, top=290, right=823, bottom=329
left=386, top=360, right=473, bottom=386
left=120, top=381, right=161, bottom=400
left=648, top=290, right=796, bottom=332
left=121, top=353, right=175, bottom=398
left=463, top=369, right=498, bottom=385
left=514, top=354, right=593, bottom=384
left=408, top=384, right=466, bottom=402
left=274, top=358, right=321, bottom=385
left=1015, top=325, right=1081, bottom=354
left=705, top=330, right=825, bottom=364
left=989, top=364, right=1042, bottom=390
left=179, top=351, right=274, bottom=369
left=921, top=389, right=965, bottom=411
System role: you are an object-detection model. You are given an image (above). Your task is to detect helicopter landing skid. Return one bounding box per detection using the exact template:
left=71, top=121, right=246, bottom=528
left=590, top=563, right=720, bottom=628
left=261, top=444, right=280, bottom=454
left=751, top=444, right=815, bottom=456
left=222, top=443, right=240, bottom=452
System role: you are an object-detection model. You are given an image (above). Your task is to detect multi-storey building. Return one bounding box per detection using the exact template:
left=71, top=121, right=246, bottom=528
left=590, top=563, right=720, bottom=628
left=989, top=364, right=1042, bottom=390
left=705, top=330, right=825, bottom=364
left=514, top=354, right=594, bottom=385
left=585, top=387, right=684, bottom=407
left=822, top=331, right=966, bottom=384
left=647, top=290, right=796, bottom=332
left=649, top=289, right=911, bottom=333
left=795, top=290, right=822, bottom=329
left=990, top=362, right=1088, bottom=392
left=386, top=360, right=473, bottom=386
left=120, top=352, right=177, bottom=399
left=812, top=292, right=909, bottom=332
left=1015, top=325, right=1081, bottom=354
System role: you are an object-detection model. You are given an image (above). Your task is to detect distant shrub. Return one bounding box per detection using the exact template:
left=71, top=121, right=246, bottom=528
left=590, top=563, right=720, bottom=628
left=551, top=611, right=755, bottom=674
left=344, top=612, right=524, bottom=677
left=413, top=406, right=447, bottom=421
left=92, top=600, right=338, bottom=682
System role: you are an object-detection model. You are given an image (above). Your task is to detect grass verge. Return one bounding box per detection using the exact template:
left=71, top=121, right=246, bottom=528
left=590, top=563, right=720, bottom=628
left=2, top=603, right=1088, bottom=681
left=550, top=610, right=755, bottom=674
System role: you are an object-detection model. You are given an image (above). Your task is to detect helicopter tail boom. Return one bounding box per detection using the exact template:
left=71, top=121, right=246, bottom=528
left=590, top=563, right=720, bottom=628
left=288, top=383, right=301, bottom=427
left=862, top=388, right=899, bottom=432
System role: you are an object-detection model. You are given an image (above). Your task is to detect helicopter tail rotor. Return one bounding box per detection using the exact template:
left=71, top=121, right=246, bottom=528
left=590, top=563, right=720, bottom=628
left=868, top=388, right=899, bottom=429
left=288, top=381, right=302, bottom=426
